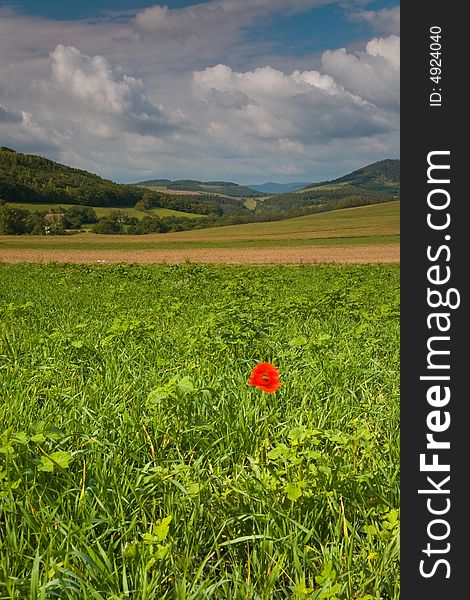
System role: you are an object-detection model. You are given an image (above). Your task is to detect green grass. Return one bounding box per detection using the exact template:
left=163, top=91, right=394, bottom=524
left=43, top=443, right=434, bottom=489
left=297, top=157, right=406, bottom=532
left=243, top=199, right=257, bottom=210
left=0, top=234, right=399, bottom=252
left=8, top=203, right=204, bottom=220
left=0, top=202, right=399, bottom=253
left=0, top=263, right=399, bottom=599
left=291, top=182, right=350, bottom=193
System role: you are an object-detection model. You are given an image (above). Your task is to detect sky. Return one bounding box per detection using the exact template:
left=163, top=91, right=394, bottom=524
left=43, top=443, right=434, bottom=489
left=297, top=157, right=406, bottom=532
left=0, top=0, right=399, bottom=184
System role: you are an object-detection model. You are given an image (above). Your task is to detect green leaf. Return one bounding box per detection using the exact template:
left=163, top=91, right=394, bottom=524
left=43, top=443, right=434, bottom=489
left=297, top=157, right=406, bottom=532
left=292, top=582, right=313, bottom=596
left=384, top=508, right=399, bottom=527
left=186, top=482, right=201, bottom=496
left=306, top=450, right=321, bottom=460
left=177, top=376, right=195, bottom=393
left=285, top=482, right=303, bottom=502
left=44, top=426, right=66, bottom=440
left=288, top=425, right=308, bottom=445
left=318, top=582, right=341, bottom=599
left=288, top=336, right=308, bottom=347
left=12, top=432, right=29, bottom=444
left=123, top=542, right=137, bottom=559
left=363, top=524, right=377, bottom=536
left=267, top=444, right=289, bottom=460
left=153, top=543, right=170, bottom=559
left=142, top=516, right=172, bottom=545
left=147, top=387, right=170, bottom=403
left=152, top=516, right=172, bottom=541
left=38, top=451, right=73, bottom=472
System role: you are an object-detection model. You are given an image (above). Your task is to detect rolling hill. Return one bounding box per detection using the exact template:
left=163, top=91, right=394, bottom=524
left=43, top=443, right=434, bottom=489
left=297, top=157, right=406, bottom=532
left=0, top=147, right=225, bottom=218
left=300, top=159, right=400, bottom=192
left=1, top=148, right=400, bottom=236
left=133, top=178, right=262, bottom=198
left=253, top=159, right=400, bottom=215
left=247, top=182, right=312, bottom=194
left=0, top=146, right=144, bottom=208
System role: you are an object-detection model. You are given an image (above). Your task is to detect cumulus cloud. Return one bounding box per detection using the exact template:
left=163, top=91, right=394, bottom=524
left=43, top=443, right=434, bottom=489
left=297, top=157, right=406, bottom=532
left=192, top=53, right=394, bottom=145
left=321, top=35, right=400, bottom=109
left=0, top=2, right=400, bottom=182
left=49, top=45, right=184, bottom=137
left=366, top=35, right=400, bottom=69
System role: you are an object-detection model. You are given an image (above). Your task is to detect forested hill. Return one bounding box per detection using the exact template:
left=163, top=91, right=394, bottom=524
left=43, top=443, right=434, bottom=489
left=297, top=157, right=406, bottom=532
left=302, top=159, right=400, bottom=191
left=0, top=148, right=399, bottom=221
left=255, top=159, right=400, bottom=216
left=0, top=148, right=226, bottom=215
left=0, top=147, right=148, bottom=207
left=133, top=178, right=262, bottom=198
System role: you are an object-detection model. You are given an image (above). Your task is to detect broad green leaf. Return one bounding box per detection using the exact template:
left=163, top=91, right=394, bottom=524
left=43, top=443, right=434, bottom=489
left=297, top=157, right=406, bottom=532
left=363, top=525, right=377, bottom=536
left=288, top=336, right=308, bottom=347
left=318, top=582, right=341, bottom=599
left=0, top=444, right=14, bottom=455
left=285, top=482, right=302, bottom=502
left=177, top=376, right=195, bottom=393
left=153, top=543, right=169, bottom=559
left=124, top=542, right=137, bottom=559
left=267, top=444, right=288, bottom=460
left=186, top=482, right=201, bottom=496
left=152, top=516, right=172, bottom=541
left=44, top=426, right=66, bottom=440
left=292, top=582, right=313, bottom=596
left=147, top=387, right=170, bottom=403
left=39, top=451, right=73, bottom=472
left=13, top=432, right=29, bottom=444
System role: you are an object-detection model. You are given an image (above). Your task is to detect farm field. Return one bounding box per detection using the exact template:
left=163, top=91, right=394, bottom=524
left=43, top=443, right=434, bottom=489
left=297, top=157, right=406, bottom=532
left=0, top=202, right=399, bottom=264
left=0, top=262, right=400, bottom=598
left=8, top=203, right=204, bottom=221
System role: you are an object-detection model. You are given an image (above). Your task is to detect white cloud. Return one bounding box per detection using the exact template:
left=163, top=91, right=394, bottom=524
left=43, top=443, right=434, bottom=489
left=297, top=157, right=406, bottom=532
left=350, top=6, right=400, bottom=35
left=321, top=35, right=399, bottom=109
left=134, top=0, right=335, bottom=40
left=366, top=35, right=400, bottom=69
left=0, top=2, right=399, bottom=183
left=192, top=56, right=394, bottom=144
left=49, top=45, right=184, bottom=137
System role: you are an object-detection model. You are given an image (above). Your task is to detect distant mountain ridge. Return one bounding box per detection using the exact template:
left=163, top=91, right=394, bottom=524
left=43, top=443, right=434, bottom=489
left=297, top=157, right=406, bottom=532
left=0, top=149, right=399, bottom=224
left=133, top=178, right=262, bottom=198
left=254, top=159, right=400, bottom=216
left=247, top=182, right=312, bottom=194
left=0, top=148, right=228, bottom=216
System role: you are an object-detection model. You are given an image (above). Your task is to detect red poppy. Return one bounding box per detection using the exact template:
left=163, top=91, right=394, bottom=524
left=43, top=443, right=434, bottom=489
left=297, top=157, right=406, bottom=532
left=248, top=362, right=281, bottom=393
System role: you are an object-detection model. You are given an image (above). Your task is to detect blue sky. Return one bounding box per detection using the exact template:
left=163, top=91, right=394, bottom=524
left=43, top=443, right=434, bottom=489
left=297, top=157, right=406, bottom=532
left=2, top=0, right=396, bottom=21
left=0, top=1, right=399, bottom=183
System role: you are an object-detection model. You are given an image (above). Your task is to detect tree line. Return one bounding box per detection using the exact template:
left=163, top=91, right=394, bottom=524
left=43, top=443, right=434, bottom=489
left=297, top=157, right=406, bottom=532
left=0, top=148, right=222, bottom=215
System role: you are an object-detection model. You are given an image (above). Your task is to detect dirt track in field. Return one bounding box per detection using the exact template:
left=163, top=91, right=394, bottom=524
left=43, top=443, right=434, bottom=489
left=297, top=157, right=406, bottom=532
left=0, top=243, right=399, bottom=264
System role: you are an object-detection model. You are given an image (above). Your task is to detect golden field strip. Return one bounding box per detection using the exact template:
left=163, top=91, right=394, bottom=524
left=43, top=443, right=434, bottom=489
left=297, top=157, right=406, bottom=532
left=0, top=202, right=400, bottom=264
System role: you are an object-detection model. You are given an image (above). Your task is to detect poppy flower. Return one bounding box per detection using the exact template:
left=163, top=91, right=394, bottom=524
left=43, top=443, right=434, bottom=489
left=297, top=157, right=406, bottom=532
left=248, top=362, right=281, bottom=393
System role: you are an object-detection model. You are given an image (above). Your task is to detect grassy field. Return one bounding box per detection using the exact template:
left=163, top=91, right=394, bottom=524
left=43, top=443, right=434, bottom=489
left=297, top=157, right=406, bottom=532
left=8, top=203, right=204, bottom=220
left=0, top=262, right=399, bottom=598
left=0, top=202, right=399, bottom=252
left=134, top=187, right=200, bottom=196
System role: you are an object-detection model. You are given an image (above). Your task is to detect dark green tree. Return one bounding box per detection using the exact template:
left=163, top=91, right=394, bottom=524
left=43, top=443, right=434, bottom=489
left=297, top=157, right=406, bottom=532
left=0, top=205, right=30, bottom=234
